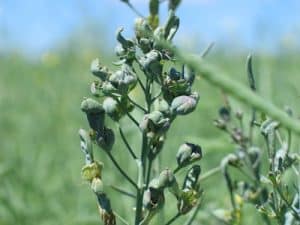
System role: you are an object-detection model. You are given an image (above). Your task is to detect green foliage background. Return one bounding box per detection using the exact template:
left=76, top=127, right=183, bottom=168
left=1, top=36, right=300, bottom=224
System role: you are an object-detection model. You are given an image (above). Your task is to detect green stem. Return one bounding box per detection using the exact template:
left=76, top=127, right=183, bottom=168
left=109, top=184, right=136, bottom=199
left=119, top=126, right=137, bottom=159
left=107, top=152, right=138, bottom=190
left=169, top=45, right=300, bottom=135
left=198, top=166, right=221, bottom=183
left=128, top=96, right=147, bottom=113
left=184, top=200, right=202, bottom=225
left=164, top=213, right=181, bottom=225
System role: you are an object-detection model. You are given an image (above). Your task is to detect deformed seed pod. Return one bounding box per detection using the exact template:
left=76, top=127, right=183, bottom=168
left=170, top=92, right=199, bottom=115
left=91, top=58, right=111, bottom=81
left=81, top=98, right=105, bottom=132
left=97, top=127, right=115, bottom=152
left=176, top=143, right=202, bottom=168
left=79, top=128, right=94, bottom=164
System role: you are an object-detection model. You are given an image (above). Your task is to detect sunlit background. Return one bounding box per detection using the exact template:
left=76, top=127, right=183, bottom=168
left=1, top=1, right=300, bottom=225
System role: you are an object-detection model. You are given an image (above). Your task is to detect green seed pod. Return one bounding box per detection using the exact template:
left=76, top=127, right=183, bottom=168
left=97, top=127, right=115, bottom=152
left=81, top=161, right=103, bottom=181
left=134, top=18, right=152, bottom=39
left=81, top=98, right=105, bottom=132
left=79, top=128, right=94, bottom=164
left=170, top=92, right=199, bottom=115
left=176, top=143, right=202, bottom=168
left=91, top=58, right=111, bottom=81
left=109, top=64, right=137, bottom=94
left=153, top=26, right=165, bottom=50
left=139, top=111, right=170, bottom=138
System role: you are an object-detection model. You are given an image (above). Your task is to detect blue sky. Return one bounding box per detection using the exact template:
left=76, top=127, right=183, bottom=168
left=0, top=0, right=300, bottom=55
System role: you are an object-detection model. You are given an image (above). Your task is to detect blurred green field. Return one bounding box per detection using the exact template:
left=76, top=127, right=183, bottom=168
left=1, top=42, right=300, bottom=225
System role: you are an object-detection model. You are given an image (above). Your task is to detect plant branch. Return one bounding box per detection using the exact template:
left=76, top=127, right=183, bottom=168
left=107, top=152, right=138, bottom=190
left=119, top=126, right=138, bottom=159
left=164, top=213, right=181, bottom=225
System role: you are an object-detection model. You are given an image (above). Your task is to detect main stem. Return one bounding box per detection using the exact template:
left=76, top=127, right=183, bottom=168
left=135, top=77, right=153, bottom=225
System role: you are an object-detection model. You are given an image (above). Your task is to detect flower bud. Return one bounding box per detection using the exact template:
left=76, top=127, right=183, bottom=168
left=170, top=92, right=199, bottom=115
left=97, top=127, right=115, bottom=151
left=81, top=98, right=105, bottom=132
left=176, top=143, right=202, bottom=168
left=90, top=81, right=102, bottom=97
left=134, top=18, right=152, bottom=39
left=109, top=64, right=137, bottom=94
left=158, top=169, right=181, bottom=198
left=102, top=81, right=118, bottom=96
left=91, top=58, right=111, bottom=81
left=138, top=38, right=152, bottom=53
left=219, top=106, right=230, bottom=122
left=154, top=98, right=170, bottom=115
left=103, top=97, right=120, bottom=121
left=139, top=111, right=170, bottom=138
left=79, top=129, right=94, bottom=164
left=139, top=50, right=162, bottom=80
left=91, top=177, right=104, bottom=195
left=81, top=161, right=103, bottom=181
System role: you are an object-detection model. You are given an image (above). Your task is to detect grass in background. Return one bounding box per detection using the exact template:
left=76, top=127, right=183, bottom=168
left=1, top=45, right=300, bottom=225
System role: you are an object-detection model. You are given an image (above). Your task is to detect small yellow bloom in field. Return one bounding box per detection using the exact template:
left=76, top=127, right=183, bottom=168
left=81, top=161, right=103, bottom=182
